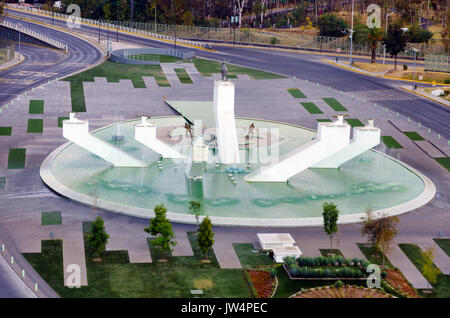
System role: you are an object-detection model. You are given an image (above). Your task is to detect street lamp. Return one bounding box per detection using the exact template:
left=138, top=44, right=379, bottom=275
left=412, top=47, right=419, bottom=90
left=383, top=12, right=394, bottom=64
left=348, top=0, right=354, bottom=67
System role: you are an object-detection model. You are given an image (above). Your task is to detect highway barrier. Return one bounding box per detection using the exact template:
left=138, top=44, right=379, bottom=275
left=111, top=48, right=195, bottom=65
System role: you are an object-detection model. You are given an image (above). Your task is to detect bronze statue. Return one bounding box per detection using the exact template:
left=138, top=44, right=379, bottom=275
left=221, top=60, right=228, bottom=81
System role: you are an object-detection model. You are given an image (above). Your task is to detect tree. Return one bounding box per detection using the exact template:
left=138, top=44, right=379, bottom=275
left=197, top=216, right=215, bottom=260
left=361, top=210, right=399, bottom=267
left=405, top=23, right=433, bottom=43
left=117, top=0, right=129, bottom=21
left=367, top=27, right=383, bottom=63
left=317, top=13, right=348, bottom=37
left=290, top=5, right=305, bottom=26
left=87, top=216, right=110, bottom=262
left=420, top=246, right=440, bottom=291
left=182, top=10, right=194, bottom=26
left=144, top=204, right=176, bottom=259
left=189, top=200, right=202, bottom=231
left=322, top=202, right=339, bottom=253
left=234, top=0, right=248, bottom=28
left=383, top=24, right=407, bottom=69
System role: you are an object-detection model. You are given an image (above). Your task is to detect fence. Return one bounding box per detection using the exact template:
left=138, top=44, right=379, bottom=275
left=0, top=19, right=67, bottom=51
left=0, top=42, right=14, bottom=65
left=111, top=48, right=195, bottom=65
left=425, top=54, right=450, bottom=73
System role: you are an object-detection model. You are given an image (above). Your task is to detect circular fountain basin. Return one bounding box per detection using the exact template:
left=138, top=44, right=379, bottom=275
left=40, top=117, right=435, bottom=227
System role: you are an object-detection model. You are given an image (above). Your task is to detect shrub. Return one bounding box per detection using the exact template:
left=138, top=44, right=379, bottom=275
left=403, top=64, right=408, bottom=70
left=284, top=256, right=296, bottom=266
left=269, top=268, right=276, bottom=278
left=270, top=37, right=279, bottom=45
left=444, top=79, right=450, bottom=84
left=336, top=256, right=346, bottom=266
left=334, top=280, right=344, bottom=288
left=352, top=258, right=360, bottom=266
left=381, top=271, right=387, bottom=279
left=317, top=13, right=348, bottom=37
left=405, top=24, right=433, bottom=43
left=345, top=258, right=352, bottom=266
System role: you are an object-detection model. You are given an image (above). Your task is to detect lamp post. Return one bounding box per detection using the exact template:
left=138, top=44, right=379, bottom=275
left=348, top=0, right=354, bottom=67
left=383, top=12, right=394, bottom=64
left=154, top=0, right=157, bottom=33
left=412, top=47, right=419, bottom=90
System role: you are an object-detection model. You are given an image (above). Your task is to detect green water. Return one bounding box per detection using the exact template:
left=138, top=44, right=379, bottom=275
left=49, top=118, right=425, bottom=219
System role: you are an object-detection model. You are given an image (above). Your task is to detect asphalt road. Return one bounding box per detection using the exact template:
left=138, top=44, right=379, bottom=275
left=0, top=253, right=34, bottom=298
left=4, top=8, right=449, bottom=139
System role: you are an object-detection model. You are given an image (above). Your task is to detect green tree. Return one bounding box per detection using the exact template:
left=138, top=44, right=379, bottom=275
left=290, top=5, right=305, bottom=26
left=182, top=10, right=194, bottom=26
left=317, top=13, right=348, bottom=37
left=102, top=0, right=112, bottom=20
left=87, top=216, right=110, bottom=261
left=383, top=24, right=407, bottom=68
left=322, top=202, right=339, bottom=253
left=117, top=0, right=129, bottom=21
left=420, top=246, right=440, bottom=290
left=197, top=216, right=215, bottom=260
left=367, top=27, right=383, bottom=63
left=144, top=204, right=176, bottom=258
left=405, top=23, right=433, bottom=43
left=189, top=200, right=202, bottom=231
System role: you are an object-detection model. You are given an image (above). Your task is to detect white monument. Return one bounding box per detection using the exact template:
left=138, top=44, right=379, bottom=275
left=213, top=78, right=240, bottom=164
left=134, top=116, right=184, bottom=159
left=246, top=116, right=380, bottom=182
left=63, top=113, right=146, bottom=167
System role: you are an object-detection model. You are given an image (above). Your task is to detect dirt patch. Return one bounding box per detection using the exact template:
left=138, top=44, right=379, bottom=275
left=291, top=285, right=393, bottom=298
left=194, top=278, right=214, bottom=290
left=385, top=269, right=420, bottom=298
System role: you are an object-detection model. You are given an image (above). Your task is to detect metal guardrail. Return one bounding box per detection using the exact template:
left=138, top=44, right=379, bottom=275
left=5, top=4, right=208, bottom=49
left=0, top=19, right=67, bottom=51
left=111, top=48, right=195, bottom=65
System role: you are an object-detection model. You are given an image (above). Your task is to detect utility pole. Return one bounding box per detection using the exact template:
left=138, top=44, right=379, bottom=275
left=349, top=0, right=354, bottom=67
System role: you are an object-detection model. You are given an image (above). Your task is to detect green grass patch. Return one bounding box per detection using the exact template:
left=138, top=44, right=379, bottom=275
left=403, top=131, right=425, bottom=141
left=316, top=119, right=332, bottom=122
left=287, top=88, right=306, bottom=98
left=433, top=239, right=450, bottom=257
left=381, top=136, right=404, bottom=149
left=399, top=243, right=450, bottom=298
left=41, top=211, right=62, bottom=226
left=128, top=54, right=181, bottom=63
left=357, top=243, right=393, bottom=268
left=29, top=100, right=44, bottom=114
left=189, top=58, right=285, bottom=80
left=323, top=97, right=348, bottom=111
left=23, top=227, right=250, bottom=298
left=0, top=177, right=5, bottom=189
left=434, top=157, right=450, bottom=172
left=174, top=68, right=193, bottom=84
left=27, top=119, right=43, bottom=133
left=300, top=102, right=323, bottom=114
left=7, top=148, right=26, bottom=169
left=58, top=117, right=69, bottom=128
left=63, top=60, right=171, bottom=112
left=319, top=249, right=343, bottom=257
left=345, top=118, right=364, bottom=127
left=233, top=243, right=273, bottom=268
left=0, top=127, right=12, bottom=136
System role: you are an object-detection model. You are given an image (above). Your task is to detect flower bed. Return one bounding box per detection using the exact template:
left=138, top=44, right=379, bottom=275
left=290, top=285, right=394, bottom=298
left=384, top=269, right=420, bottom=298
left=284, top=256, right=370, bottom=280
left=245, top=270, right=276, bottom=298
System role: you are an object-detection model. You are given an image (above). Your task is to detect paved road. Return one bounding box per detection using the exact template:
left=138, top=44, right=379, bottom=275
left=5, top=8, right=449, bottom=139
left=0, top=255, right=35, bottom=298
left=0, top=14, right=104, bottom=107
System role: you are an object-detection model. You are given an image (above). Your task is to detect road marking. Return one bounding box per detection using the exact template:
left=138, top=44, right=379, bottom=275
left=0, top=78, right=36, bottom=85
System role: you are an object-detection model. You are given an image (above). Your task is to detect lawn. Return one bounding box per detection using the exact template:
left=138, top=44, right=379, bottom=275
left=62, top=60, right=171, bottom=112
left=322, top=97, right=348, bottom=111
left=357, top=243, right=393, bottom=268
left=346, top=62, right=394, bottom=73
left=233, top=243, right=274, bottom=268
left=7, top=148, right=26, bottom=169
left=29, top=100, right=44, bottom=114
left=403, top=131, right=425, bottom=141
left=174, top=68, right=193, bottom=84
left=41, top=211, right=62, bottom=226
left=399, top=243, right=450, bottom=298
left=286, top=88, right=306, bottom=98
left=0, top=177, right=5, bottom=189
left=27, top=119, right=43, bottom=133
left=189, top=58, right=285, bottom=80
left=345, top=118, right=365, bottom=127
left=0, top=126, right=12, bottom=136
left=381, top=136, right=404, bottom=149
left=23, top=229, right=251, bottom=298
left=300, top=102, right=323, bottom=114
left=319, top=249, right=343, bottom=257
left=128, top=54, right=181, bottom=63
left=58, top=117, right=69, bottom=128
left=316, top=119, right=332, bottom=122
left=434, top=158, right=450, bottom=172
left=433, top=239, right=450, bottom=257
